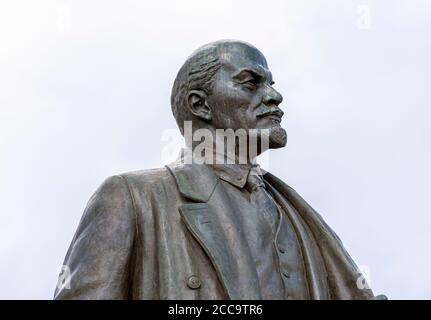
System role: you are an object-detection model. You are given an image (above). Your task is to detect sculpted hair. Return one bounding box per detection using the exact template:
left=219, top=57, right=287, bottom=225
left=170, top=45, right=222, bottom=135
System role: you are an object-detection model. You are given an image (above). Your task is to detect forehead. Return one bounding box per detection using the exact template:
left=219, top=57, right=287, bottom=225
left=218, top=43, right=271, bottom=77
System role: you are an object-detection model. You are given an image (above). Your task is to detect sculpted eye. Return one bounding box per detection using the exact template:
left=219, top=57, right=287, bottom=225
left=242, top=79, right=258, bottom=90
left=233, top=70, right=262, bottom=91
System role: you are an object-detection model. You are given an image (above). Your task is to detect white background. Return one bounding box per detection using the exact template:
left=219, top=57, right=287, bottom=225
left=1, top=0, right=430, bottom=299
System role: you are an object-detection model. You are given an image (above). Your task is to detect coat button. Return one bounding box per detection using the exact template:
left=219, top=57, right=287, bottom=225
left=187, top=275, right=201, bottom=289
left=277, top=244, right=286, bottom=254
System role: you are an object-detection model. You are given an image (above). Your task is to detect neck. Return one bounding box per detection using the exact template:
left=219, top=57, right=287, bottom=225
left=185, top=141, right=259, bottom=166
left=183, top=125, right=265, bottom=166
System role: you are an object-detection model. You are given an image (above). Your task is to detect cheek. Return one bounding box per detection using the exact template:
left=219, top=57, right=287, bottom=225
left=212, top=83, right=260, bottom=128
left=238, top=93, right=261, bottom=128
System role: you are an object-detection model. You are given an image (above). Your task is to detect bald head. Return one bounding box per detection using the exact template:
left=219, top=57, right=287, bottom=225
left=170, top=40, right=285, bottom=149
left=170, top=40, right=267, bottom=134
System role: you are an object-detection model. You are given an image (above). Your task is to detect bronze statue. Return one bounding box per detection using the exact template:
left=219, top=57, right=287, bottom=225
left=55, top=40, right=384, bottom=299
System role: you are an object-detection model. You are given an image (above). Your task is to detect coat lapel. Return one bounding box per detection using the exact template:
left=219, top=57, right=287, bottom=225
left=166, top=161, right=262, bottom=300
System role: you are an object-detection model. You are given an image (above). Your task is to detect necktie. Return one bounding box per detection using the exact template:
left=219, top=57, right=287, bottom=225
left=245, top=172, right=279, bottom=234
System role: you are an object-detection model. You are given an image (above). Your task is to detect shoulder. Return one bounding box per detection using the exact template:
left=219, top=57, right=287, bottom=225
left=116, top=166, right=175, bottom=191
left=118, top=167, right=171, bottom=182
left=87, top=167, right=178, bottom=212
left=88, top=175, right=132, bottom=207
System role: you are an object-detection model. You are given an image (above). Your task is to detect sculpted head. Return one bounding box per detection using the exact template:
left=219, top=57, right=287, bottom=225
left=171, top=40, right=286, bottom=153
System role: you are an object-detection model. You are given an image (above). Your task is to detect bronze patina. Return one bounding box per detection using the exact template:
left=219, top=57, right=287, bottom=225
left=55, top=40, right=385, bottom=300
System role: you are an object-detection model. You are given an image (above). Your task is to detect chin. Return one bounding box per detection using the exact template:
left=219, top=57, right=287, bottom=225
left=268, top=126, right=287, bottom=149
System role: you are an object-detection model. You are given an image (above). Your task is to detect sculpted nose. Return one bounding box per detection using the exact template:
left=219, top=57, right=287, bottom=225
left=263, top=85, right=283, bottom=107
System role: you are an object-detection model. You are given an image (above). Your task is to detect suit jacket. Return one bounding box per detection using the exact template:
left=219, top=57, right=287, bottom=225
left=54, top=160, right=377, bottom=300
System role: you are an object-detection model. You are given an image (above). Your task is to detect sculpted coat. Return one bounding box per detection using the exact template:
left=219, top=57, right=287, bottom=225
left=55, top=40, right=384, bottom=300
left=54, top=160, right=376, bottom=299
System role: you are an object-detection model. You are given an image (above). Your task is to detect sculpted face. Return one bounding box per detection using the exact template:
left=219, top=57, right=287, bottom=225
left=207, top=42, right=286, bottom=149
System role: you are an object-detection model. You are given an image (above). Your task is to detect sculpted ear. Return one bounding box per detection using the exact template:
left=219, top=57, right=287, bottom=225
left=187, top=90, right=212, bottom=122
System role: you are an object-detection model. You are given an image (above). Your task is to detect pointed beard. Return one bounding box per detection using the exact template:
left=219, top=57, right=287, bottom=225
left=268, top=126, right=287, bottom=149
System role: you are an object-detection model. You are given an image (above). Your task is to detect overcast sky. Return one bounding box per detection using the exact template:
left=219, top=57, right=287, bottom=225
left=1, top=0, right=430, bottom=299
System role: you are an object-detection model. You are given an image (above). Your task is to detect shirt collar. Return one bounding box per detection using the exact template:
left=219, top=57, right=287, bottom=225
left=210, top=163, right=267, bottom=189
left=210, top=163, right=252, bottom=189
left=177, top=148, right=266, bottom=189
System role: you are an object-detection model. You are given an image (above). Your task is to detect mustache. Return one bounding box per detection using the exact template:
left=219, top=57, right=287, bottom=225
left=256, top=105, right=284, bottom=118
